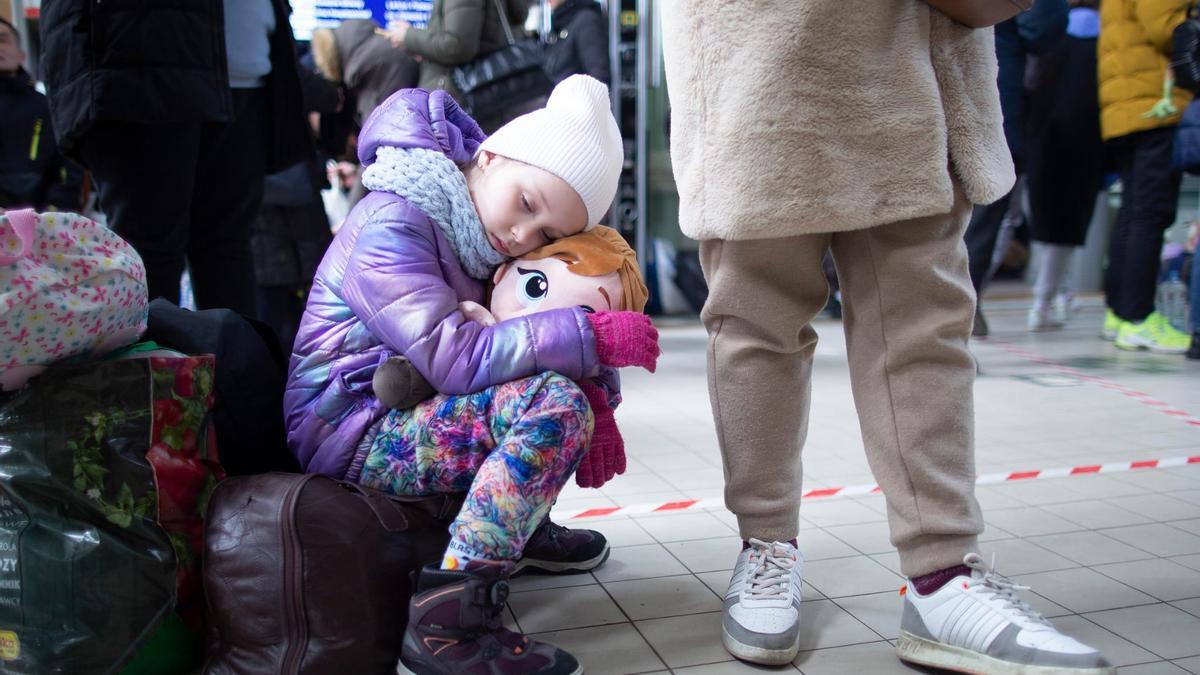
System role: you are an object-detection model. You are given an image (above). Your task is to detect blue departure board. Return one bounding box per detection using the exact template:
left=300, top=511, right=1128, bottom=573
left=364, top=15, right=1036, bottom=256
left=290, top=0, right=434, bottom=41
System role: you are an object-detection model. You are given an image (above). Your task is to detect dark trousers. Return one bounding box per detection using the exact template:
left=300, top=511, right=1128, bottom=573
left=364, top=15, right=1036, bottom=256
left=1105, top=127, right=1181, bottom=323
left=256, top=284, right=309, bottom=356
left=80, top=89, right=269, bottom=316
left=964, top=189, right=1015, bottom=295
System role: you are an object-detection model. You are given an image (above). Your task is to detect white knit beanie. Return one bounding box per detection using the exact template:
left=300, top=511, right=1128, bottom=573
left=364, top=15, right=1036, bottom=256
left=479, top=75, right=623, bottom=229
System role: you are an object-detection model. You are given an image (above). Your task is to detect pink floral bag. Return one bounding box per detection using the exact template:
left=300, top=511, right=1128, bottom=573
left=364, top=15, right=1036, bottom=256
left=0, top=208, right=148, bottom=391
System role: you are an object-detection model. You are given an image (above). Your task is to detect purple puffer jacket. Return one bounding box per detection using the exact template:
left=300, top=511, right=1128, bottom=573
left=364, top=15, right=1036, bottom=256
left=285, top=89, right=601, bottom=479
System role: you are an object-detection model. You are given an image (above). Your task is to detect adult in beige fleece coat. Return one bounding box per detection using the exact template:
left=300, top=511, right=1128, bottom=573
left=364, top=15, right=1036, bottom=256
left=662, top=5, right=1122, bottom=671
left=663, top=0, right=1012, bottom=572
left=660, top=0, right=1036, bottom=662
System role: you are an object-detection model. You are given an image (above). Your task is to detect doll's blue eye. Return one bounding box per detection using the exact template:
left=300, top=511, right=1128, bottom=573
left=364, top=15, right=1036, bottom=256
left=517, top=268, right=549, bottom=307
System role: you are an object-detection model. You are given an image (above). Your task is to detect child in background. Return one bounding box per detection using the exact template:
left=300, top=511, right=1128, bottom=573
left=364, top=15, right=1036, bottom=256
left=285, top=76, right=659, bottom=675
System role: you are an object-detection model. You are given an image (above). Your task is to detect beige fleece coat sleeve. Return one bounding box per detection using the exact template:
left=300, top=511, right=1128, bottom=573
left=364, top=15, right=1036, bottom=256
left=660, top=0, right=1015, bottom=241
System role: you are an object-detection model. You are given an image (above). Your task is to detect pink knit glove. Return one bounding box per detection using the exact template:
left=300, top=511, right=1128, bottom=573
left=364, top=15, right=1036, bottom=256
left=587, top=311, right=660, bottom=372
left=575, top=381, right=626, bottom=488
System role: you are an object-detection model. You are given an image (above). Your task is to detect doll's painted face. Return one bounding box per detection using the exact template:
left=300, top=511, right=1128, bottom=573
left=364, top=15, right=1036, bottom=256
left=490, top=256, right=623, bottom=321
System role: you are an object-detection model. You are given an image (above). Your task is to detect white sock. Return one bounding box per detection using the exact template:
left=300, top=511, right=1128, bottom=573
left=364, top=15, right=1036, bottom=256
left=441, top=539, right=487, bottom=570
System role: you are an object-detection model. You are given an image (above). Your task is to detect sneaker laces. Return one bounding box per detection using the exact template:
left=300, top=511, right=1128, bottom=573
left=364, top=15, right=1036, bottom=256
left=744, top=538, right=797, bottom=601
left=962, top=553, right=1049, bottom=627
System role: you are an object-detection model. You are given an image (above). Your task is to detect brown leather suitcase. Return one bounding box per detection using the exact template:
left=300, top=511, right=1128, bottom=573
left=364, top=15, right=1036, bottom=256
left=202, top=473, right=463, bottom=674
left=924, top=0, right=1036, bottom=28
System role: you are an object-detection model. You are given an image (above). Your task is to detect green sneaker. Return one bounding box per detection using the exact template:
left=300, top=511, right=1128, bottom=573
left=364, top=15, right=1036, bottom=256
left=1114, top=313, right=1191, bottom=354
left=1101, top=309, right=1120, bottom=341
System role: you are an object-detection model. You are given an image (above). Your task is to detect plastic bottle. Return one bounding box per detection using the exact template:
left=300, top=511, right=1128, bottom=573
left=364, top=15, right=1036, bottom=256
left=1158, top=271, right=1189, bottom=332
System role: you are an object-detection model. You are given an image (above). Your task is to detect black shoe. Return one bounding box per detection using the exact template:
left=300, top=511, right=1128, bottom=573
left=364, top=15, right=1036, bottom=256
left=398, top=562, right=581, bottom=675
left=515, top=518, right=610, bottom=576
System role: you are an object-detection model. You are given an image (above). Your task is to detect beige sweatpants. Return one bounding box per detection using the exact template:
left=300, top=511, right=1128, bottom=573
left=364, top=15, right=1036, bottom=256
left=700, top=187, right=984, bottom=578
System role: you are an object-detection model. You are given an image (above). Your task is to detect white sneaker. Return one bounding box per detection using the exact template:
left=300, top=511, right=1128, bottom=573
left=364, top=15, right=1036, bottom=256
left=721, top=539, right=803, bottom=665
left=1053, top=293, right=1078, bottom=325
left=897, top=553, right=1115, bottom=675
left=1028, top=304, right=1064, bottom=332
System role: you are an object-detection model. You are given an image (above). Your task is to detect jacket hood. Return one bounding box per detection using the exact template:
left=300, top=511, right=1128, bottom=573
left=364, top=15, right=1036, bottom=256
left=357, top=88, right=486, bottom=168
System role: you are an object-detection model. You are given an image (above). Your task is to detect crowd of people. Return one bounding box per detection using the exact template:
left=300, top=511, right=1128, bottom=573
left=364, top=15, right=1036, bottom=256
left=967, top=0, right=1198, bottom=361
left=1, top=0, right=611, bottom=351
left=0, top=1, right=1197, bottom=674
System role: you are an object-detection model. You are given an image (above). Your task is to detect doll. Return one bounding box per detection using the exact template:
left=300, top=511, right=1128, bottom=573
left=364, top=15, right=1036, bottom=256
left=372, top=225, right=648, bottom=487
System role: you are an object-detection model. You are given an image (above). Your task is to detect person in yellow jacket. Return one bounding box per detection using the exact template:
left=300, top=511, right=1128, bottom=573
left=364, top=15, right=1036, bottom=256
left=1098, top=0, right=1194, bottom=353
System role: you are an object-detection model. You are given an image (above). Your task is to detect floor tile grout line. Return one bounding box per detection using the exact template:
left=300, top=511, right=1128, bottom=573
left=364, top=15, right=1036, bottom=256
left=1072, top=611, right=1183, bottom=664
left=589, top=561, right=675, bottom=673
left=824, top=594, right=898, bottom=644
left=1168, top=598, right=1200, bottom=620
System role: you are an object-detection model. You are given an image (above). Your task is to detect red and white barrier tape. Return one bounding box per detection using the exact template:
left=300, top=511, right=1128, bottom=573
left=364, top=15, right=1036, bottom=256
left=988, top=339, right=1200, bottom=427
left=556, top=454, right=1200, bottom=520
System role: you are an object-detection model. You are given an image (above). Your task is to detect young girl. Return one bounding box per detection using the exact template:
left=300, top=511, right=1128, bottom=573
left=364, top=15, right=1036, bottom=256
left=371, top=224, right=651, bottom=489
left=284, top=76, right=659, bottom=675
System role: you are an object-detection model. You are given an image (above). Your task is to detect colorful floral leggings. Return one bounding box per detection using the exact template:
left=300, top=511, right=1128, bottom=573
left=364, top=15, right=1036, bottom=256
left=359, top=372, right=593, bottom=563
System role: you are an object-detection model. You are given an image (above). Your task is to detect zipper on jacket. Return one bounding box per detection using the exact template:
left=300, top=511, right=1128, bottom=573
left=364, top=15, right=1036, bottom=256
left=28, top=119, right=42, bottom=161
left=280, top=478, right=310, bottom=675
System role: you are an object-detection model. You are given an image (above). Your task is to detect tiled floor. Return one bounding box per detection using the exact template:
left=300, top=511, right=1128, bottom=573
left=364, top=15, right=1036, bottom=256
left=519, top=296, right=1200, bottom=674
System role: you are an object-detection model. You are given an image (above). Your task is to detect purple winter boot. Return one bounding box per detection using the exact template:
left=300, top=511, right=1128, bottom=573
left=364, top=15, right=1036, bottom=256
left=397, top=561, right=582, bottom=675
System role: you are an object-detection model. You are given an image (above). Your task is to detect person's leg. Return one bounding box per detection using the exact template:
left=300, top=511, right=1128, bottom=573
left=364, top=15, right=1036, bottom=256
left=1192, top=250, right=1200, bottom=332
left=700, top=234, right=831, bottom=543
left=1102, top=137, right=1135, bottom=339
left=78, top=122, right=202, bottom=304
left=1030, top=242, right=1075, bottom=331
left=963, top=191, right=1012, bottom=336
left=1189, top=251, right=1200, bottom=359
left=255, top=284, right=302, bottom=355
left=964, top=191, right=1012, bottom=295
left=1033, top=244, right=1075, bottom=307
left=1111, top=129, right=1190, bottom=353
left=365, top=372, right=592, bottom=675
left=1113, top=128, right=1181, bottom=323
left=359, top=371, right=593, bottom=567
left=188, top=88, right=270, bottom=315
left=835, top=187, right=1114, bottom=674
left=986, top=176, right=1026, bottom=281
left=831, top=184, right=982, bottom=579
left=700, top=233, right=829, bottom=665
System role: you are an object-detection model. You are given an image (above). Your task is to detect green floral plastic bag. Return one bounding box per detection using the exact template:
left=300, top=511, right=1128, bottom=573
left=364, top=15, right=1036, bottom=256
left=0, top=355, right=221, bottom=674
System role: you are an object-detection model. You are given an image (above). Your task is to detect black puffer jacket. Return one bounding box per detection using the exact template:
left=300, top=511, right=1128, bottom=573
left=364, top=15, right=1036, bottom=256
left=543, top=0, right=610, bottom=85
left=39, top=0, right=308, bottom=172
left=0, top=69, right=82, bottom=211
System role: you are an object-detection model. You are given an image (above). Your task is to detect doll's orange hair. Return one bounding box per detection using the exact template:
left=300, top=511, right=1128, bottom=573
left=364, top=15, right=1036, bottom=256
left=520, top=226, right=649, bottom=312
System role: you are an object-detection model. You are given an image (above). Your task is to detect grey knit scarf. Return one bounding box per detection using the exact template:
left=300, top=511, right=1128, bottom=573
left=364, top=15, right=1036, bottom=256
left=360, top=146, right=506, bottom=279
